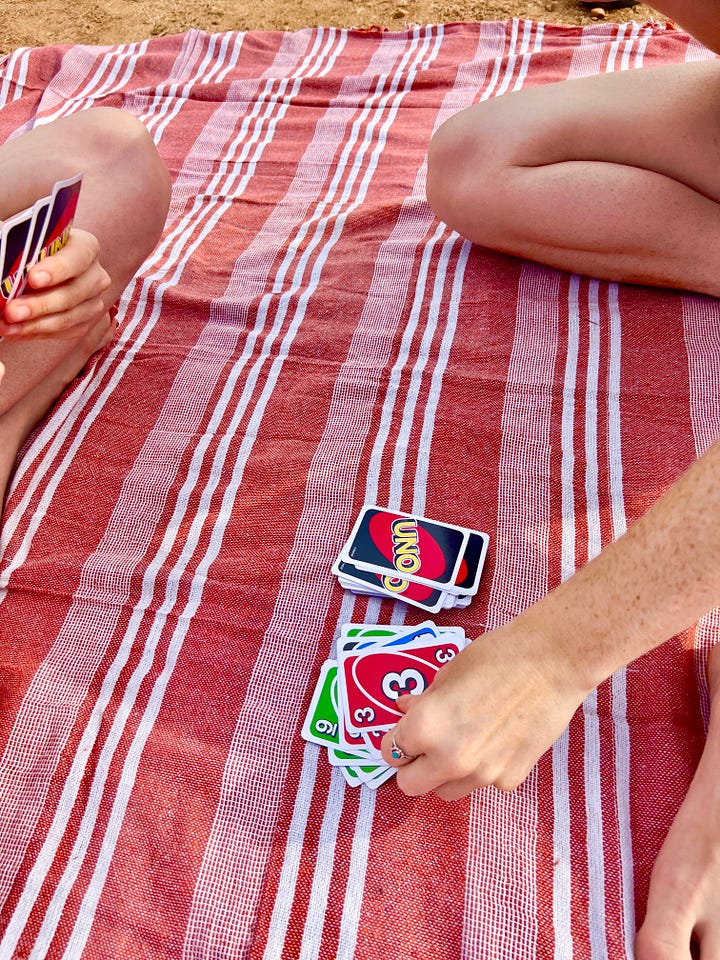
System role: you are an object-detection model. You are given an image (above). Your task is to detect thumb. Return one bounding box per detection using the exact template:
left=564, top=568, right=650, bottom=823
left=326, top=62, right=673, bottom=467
left=395, top=694, right=415, bottom=715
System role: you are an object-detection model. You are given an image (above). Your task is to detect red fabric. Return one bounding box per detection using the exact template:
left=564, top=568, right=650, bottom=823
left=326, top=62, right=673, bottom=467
left=0, top=20, right=717, bottom=960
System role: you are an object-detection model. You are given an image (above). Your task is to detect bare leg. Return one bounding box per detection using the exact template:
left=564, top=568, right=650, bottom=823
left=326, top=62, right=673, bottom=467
left=427, top=59, right=720, bottom=296
left=0, top=314, right=115, bottom=503
left=635, top=645, right=720, bottom=959
left=0, top=107, right=170, bottom=516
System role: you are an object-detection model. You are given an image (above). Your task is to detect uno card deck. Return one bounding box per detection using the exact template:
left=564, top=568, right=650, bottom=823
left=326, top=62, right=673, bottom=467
left=301, top=621, right=469, bottom=789
left=342, top=506, right=468, bottom=588
left=0, top=174, right=82, bottom=311
left=333, top=505, right=489, bottom=611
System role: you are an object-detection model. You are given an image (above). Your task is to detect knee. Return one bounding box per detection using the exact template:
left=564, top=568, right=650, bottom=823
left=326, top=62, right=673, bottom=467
left=426, top=112, right=470, bottom=228
left=80, top=108, right=171, bottom=256
left=426, top=104, right=509, bottom=244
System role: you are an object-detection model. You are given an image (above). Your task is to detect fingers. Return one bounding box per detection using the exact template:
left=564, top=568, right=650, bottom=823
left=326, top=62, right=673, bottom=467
left=0, top=229, right=111, bottom=340
left=381, top=725, right=419, bottom=766
left=381, top=712, right=501, bottom=800
left=27, top=228, right=103, bottom=290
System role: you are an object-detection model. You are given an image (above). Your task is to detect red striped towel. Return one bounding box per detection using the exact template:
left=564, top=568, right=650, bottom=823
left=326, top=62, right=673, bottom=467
left=0, top=20, right=717, bottom=960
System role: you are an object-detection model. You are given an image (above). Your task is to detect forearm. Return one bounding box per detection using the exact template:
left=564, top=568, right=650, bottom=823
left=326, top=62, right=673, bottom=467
left=523, top=440, right=720, bottom=692
left=650, top=0, right=720, bottom=54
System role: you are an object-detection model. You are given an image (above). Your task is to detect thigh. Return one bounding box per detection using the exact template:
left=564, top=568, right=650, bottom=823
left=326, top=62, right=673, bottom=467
left=449, top=58, right=720, bottom=204
left=0, top=112, right=102, bottom=220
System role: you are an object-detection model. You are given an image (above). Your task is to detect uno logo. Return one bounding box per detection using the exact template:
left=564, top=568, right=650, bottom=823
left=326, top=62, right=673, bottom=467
left=37, top=225, right=71, bottom=263
left=379, top=574, right=440, bottom=603
left=368, top=511, right=450, bottom=582
left=1, top=273, right=18, bottom=299
left=381, top=574, right=410, bottom=594
left=390, top=518, right=421, bottom=575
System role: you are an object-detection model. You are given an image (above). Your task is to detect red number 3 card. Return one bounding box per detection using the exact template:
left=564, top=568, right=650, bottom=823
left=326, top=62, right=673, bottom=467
left=340, top=638, right=462, bottom=733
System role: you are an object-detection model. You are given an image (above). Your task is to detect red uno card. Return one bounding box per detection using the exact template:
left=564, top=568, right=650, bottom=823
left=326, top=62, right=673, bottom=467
left=450, top=530, right=489, bottom=595
left=341, top=637, right=462, bottom=733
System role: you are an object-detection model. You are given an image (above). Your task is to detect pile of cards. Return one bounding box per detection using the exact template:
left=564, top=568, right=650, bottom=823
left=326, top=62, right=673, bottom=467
left=302, top=621, right=469, bottom=789
left=332, top=505, right=489, bottom=612
left=1, top=174, right=82, bottom=308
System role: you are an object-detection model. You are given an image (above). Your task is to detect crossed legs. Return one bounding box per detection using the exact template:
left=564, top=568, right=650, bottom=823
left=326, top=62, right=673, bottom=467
left=0, top=108, right=170, bottom=517
left=427, top=59, right=720, bottom=297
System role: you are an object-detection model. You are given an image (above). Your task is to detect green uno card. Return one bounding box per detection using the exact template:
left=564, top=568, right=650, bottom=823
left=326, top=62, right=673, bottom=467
left=301, top=661, right=342, bottom=748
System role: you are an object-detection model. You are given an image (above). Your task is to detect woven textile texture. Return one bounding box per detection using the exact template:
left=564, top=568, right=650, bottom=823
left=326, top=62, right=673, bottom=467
left=0, top=19, right=718, bottom=960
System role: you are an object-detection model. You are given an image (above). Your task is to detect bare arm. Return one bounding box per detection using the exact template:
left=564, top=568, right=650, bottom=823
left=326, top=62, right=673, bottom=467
left=382, top=440, right=720, bottom=799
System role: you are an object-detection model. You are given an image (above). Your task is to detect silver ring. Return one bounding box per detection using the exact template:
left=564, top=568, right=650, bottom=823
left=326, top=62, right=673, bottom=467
left=390, top=732, right=417, bottom=762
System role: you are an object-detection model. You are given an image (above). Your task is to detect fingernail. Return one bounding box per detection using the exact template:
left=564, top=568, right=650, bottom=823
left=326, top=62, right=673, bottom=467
left=11, top=304, right=30, bottom=320
left=32, top=270, right=51, bottom=287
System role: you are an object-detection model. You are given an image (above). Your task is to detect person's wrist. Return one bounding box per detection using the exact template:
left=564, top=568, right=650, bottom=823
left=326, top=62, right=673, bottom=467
left=512, top=594, right=608, bottom=702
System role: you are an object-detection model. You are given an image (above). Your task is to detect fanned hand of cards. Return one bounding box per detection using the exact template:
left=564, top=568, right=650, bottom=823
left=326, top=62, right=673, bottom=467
left=301, top=621, right=469, bottom=788
left=0, top=174, right=82, bottom=311
left=332, top=505, right=489, bottom=612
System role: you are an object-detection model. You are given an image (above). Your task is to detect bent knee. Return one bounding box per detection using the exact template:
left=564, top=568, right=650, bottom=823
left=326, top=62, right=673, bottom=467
left=426, top=110, right=482, bottom=226
left=83, top=108, right=171, bottom=240
left=426, top=103, right=515, bottom=245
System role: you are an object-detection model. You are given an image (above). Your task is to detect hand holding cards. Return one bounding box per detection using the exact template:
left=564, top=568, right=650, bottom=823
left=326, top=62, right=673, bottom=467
left=332, top=505, right=489, bottom=612
left=301, top=622, right=470, bottom=788
left=0, top=174, right=82, bottom=312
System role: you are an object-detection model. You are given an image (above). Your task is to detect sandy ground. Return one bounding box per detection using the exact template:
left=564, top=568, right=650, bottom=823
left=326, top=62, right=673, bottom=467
left=4, top=0, right=665, bottom=53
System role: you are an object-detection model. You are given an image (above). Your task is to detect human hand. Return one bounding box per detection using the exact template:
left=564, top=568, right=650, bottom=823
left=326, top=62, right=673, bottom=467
left=0, top=228, right=111, bottom=340
left=381, top=616, right=591, bottom=800
left=635, top=645, right=720, bottom=959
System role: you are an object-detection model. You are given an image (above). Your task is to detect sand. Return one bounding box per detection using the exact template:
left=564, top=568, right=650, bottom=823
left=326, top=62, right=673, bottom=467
left=3, top=0, right=664, bottom=54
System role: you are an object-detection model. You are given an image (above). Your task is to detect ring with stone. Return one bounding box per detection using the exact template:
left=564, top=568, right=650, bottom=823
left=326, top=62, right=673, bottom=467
left=390, top=732, right=417, bottom=762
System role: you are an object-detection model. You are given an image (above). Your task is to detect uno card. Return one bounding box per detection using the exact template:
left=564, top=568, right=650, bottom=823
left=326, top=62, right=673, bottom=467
left=8, top=196, right=52, bottom=299
left=0, top=206, right=35, bottom=304
left=362, top=765, right=397, bottom=790
left=301, top=661, right=342, bottom=749
left=340, top=620, right=439, bottom=652
left=361, top=728, right=386, bottom=759
left=341, top=763, right=389, bottom=787
left=341, top=506, right=469, bottom=589
left=19, top=197, right=52, bottom=287
left=333, top=558, right=448, bottom=612
left=337, top=701, right=371, bottom=753
left=34, top=174, right=82, bottom=266
left=328, top=745, right=373, bottom=767
left=449, top=531, right=490, bottom=596
left=339, top=635, right=463, bottom=733
left=443, top=593, right=472, bottom=609
left=341, top=621, right=466, bottom=654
